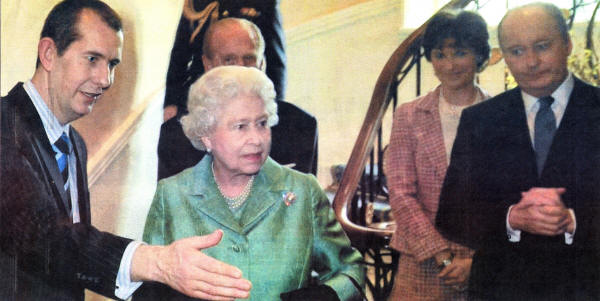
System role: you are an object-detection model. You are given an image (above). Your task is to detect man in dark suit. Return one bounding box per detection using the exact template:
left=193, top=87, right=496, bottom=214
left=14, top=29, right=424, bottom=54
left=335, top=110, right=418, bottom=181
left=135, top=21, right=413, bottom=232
left=157, top=17, right=318, bottom=180
left=436, top=3, right=600, bottom=300
left=0, top=1, right=252, bottom=300
left=162, top=0, right=287, bottom=122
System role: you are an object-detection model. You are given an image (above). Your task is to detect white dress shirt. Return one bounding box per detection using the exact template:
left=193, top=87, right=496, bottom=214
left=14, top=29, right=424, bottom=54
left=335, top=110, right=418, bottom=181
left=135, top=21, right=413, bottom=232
left=24, top=80, right=142, bottom=299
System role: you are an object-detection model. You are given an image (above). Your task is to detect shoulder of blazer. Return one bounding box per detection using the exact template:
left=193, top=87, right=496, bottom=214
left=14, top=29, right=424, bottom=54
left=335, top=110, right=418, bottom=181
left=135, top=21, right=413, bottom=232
left=275, top=100, right=317, bottom=128
left=2, top=83, right=26, bottom=129
left=461, top=87, right=523, bottom=124
left=572, top=77, right=600, bottom=105
left=2, top=83, right=46, bottom=151
left=259, top=157, right=319, bottom=191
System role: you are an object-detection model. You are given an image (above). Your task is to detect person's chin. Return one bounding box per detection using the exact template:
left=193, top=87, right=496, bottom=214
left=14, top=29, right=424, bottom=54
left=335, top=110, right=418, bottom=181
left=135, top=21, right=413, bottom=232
left=77, top=106, right=93, bottom=117
left=520, top=78, right=554, bottom=94
left=73, top=99, right=95, bottom=115
left=242, top=164, right=262, bottom=175
left=68, top=106, right=91, bottom=120
left=442, top=77, right=470, bottom=89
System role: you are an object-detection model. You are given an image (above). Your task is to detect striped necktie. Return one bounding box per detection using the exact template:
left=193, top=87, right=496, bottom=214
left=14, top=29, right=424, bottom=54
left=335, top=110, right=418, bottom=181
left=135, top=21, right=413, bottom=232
left=534, top=96, right=556, bottom=176
left=54, top=132, right=72, bottom=211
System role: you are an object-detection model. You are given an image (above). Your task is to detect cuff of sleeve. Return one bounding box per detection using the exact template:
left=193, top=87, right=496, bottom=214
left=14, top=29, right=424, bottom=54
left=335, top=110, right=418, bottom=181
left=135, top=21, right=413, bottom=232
left=115, top=240, right=145, bottom=300
left=506, top=205, right=521, bottom=242
left=324, top=274, right=360, bottom=301
left=564, top=209, right=576, bottom=245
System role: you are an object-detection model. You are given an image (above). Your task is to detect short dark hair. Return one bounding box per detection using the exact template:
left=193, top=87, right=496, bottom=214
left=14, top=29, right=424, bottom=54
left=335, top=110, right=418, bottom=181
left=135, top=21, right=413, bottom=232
left=36, top=0, right=122, bottom=67
left=422, top=10, right=490, bottom=72
left=498, top=2, right=569, bottom=49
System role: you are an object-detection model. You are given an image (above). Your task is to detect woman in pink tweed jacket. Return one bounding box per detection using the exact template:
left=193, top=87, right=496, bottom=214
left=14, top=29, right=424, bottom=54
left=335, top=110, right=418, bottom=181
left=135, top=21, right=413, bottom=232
left=385, top=11, right=491, bottom=300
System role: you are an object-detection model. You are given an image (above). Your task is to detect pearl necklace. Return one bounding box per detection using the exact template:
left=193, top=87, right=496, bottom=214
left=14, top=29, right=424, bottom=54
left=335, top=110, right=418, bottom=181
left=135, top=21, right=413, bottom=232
left=212, top=163, right=255, bottom=209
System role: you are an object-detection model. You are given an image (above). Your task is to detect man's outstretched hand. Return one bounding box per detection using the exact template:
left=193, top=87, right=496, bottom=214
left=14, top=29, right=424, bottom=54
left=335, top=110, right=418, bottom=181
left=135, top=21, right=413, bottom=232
left=132, top=230, right=252, bottom=300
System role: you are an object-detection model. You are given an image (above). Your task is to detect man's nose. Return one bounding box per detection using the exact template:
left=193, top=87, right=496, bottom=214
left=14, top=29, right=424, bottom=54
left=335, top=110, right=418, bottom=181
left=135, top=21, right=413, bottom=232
left=94, top=63, right=112, bottom=89
left=234, top=57, right=245, bottom=66
left=524, top=50, right=540, bottom=68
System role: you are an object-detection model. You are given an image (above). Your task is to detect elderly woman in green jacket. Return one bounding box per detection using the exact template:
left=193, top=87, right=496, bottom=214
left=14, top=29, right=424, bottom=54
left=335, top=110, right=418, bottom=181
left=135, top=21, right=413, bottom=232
left=139, top=65, right=364, bottom=301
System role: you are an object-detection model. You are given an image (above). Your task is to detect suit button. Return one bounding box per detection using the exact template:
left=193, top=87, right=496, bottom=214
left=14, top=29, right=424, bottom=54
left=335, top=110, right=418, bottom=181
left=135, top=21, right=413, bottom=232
left=232, top=245, right=240, bottom=252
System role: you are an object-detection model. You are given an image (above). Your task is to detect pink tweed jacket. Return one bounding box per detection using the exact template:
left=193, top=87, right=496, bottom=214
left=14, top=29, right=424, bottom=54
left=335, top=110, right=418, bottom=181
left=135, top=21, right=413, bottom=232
left=386, top=85, right=479, bottom=260
left=385, top=86, right=489, bottom=300
left=384, top=86, right=480, bottom=262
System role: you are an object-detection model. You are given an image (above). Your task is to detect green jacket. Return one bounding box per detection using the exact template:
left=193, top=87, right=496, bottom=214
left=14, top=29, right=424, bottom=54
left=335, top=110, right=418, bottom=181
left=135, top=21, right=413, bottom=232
left=143, top=156, right=364, bottom=300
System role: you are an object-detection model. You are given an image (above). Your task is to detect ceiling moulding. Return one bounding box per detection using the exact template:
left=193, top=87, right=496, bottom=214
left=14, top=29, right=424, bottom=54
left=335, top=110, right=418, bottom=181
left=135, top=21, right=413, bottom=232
left=285, top=0, right=402, bottom=45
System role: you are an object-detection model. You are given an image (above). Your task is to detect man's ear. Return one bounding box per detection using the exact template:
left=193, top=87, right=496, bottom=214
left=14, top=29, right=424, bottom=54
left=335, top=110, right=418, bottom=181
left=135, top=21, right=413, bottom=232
left=258, top=58, right=266, bottom=72
left=38, top=37, right=57, bottom=71
left=202, top=55, right=213, bottom=71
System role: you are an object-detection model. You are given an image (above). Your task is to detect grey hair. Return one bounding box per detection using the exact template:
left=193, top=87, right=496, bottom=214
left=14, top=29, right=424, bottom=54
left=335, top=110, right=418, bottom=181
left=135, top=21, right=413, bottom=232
left=181, top=65, right=278, bottom=151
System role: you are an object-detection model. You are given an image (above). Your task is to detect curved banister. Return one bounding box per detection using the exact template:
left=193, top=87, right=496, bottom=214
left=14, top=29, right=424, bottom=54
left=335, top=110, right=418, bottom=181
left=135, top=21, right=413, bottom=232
left=333, top=0, right=473, bottom=248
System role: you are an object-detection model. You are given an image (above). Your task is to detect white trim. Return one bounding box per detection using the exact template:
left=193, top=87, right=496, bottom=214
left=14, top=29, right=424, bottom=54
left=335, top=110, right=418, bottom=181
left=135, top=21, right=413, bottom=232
left=87, top=88, right=163, bottom=186
left=285, top=0, right=403, bottom=44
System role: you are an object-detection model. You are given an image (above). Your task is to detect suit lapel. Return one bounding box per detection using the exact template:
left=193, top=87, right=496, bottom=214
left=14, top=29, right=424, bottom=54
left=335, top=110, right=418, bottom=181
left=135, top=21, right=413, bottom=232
left=32, top=136, right=71, bottom=214
left=496, top=89, right=539, bottom=181
left=542, top=88, right=578, bottom=184
left=189, top=157, right=284, bottom=234
left=71, top=132, right=90, bottom=224
left=541, top=78, right=600, bottom=207
left=15, top=88, right=72, bottom=216
left=239, top=158, right=282, bottom=232
left=189, top=158, right=243, bottom=233
left=415, top=86, right=491, bottom=181
left=415, top=88, right=448, bottom=181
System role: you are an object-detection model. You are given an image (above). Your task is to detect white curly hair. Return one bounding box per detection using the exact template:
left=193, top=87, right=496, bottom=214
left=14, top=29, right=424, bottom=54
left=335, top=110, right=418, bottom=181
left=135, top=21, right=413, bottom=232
left=181, top=65, right=278, bottom=151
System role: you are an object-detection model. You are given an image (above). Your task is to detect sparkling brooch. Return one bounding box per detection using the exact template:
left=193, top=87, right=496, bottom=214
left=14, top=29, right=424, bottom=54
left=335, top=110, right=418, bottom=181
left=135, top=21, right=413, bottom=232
left=282, top=192, right=296, bottom=206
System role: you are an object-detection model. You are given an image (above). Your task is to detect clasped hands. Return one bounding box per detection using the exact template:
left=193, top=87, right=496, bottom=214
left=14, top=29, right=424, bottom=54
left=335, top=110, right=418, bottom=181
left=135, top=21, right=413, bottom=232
left=132, top=230, right=252, bottom=300
left=509, top=187, right=575, bottom=236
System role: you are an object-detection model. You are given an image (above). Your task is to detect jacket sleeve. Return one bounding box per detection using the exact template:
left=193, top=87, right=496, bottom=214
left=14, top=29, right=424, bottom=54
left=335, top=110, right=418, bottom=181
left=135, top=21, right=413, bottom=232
left=0, top=146, right=131, bottom=299
left=385, top=102, right=451, bottom=262
left=309, top=176, right=365, bottom=300
left=163, top=13, right=196, bottom=111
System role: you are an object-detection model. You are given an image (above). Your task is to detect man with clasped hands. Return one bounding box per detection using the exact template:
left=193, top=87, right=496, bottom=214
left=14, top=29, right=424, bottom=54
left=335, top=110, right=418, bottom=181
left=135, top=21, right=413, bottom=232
left=436, top=2, right=600, bottom=300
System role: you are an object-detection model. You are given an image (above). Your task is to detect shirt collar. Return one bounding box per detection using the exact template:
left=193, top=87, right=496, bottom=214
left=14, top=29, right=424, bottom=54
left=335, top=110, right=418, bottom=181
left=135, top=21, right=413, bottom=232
left=24, top=80, right=71, bottom=144
left=522, top=72, right=574, bottom=114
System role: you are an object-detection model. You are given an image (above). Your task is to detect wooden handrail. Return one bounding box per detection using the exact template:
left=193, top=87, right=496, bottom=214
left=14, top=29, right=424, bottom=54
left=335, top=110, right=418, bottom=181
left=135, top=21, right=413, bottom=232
left=333, top=0, right=473, bottom=249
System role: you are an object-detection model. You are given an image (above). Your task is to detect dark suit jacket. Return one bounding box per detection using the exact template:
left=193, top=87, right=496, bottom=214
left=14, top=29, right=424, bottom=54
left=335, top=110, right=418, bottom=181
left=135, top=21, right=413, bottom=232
left=158, top=100, right=318, bottom=180
left=164, top=0, right=287, bottom=111
left=0, top=83, right=132, bottom=300
left=436, top=78, right=600, bottom=300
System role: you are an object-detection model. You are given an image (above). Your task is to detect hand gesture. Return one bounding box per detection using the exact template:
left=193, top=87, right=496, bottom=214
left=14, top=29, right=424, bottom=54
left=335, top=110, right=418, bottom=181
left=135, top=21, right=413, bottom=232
left=133, top=230, right=252, bottom=300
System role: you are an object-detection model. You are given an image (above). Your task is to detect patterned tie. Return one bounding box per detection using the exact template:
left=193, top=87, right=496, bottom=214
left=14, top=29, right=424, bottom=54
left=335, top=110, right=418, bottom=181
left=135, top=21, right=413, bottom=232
left=534, top=96, right=556, bottom=176
left=54, top=132, right=72, bottom=211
